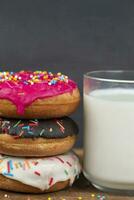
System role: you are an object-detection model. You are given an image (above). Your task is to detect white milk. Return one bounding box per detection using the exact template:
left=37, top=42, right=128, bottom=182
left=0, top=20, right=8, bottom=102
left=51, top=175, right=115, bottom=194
left=84, top=88, right=134, bottom=190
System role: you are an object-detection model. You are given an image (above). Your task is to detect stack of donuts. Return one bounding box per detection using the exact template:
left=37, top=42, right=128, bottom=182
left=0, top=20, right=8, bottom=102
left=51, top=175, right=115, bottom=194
left=0, top=70, right=81, bottom=193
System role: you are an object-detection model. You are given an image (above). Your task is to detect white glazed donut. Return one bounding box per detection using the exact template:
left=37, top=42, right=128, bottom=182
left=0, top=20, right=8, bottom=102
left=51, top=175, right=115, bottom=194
left=0, top=151, right=81, bottom=193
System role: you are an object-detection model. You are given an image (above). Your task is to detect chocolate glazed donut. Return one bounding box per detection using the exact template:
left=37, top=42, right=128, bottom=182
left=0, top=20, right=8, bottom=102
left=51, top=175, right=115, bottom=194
left=0, top=117, right=78, bottom=157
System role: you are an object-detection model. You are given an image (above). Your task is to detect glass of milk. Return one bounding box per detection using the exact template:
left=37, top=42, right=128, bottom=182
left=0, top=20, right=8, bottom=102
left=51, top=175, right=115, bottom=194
left=83, top=70, right=134, bottom=193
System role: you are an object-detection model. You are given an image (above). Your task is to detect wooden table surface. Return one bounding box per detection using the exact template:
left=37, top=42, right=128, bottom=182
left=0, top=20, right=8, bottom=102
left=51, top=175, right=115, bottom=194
left=0, top=149, right=134, bottom=200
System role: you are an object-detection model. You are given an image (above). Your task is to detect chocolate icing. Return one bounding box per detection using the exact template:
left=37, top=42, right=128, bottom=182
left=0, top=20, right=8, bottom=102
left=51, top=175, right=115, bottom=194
left=0, top=117, right=78, bottom=138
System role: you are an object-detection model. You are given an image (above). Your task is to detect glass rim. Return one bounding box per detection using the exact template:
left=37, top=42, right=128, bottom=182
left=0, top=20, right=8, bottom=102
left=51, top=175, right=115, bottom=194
left=84, top=70, right=134, bottom=83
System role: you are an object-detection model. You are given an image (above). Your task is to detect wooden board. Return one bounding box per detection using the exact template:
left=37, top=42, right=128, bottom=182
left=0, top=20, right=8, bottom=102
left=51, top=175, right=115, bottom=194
left=0, top=149, right=134, bottom=200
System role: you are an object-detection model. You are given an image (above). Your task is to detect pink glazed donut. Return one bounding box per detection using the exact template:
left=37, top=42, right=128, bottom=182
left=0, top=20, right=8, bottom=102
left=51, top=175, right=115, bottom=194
left=0, top=71, right=80, bottom=119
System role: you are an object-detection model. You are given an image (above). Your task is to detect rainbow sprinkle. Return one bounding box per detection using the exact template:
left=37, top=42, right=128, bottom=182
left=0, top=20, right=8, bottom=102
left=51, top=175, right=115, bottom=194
left=66, top=161, right=72, bottom=167
left=13, top=120, right=21, bottom=128
left=55, top=156, right=64, bottom=163
left=0, top=71, right=69, bottom=86
left=64, top=169, right=68, bottom=176
left=49, top=177, right=53, bottom=186
left=56, top=120, right=65, bottom=133
left=34, top=171, right=41, bottom=176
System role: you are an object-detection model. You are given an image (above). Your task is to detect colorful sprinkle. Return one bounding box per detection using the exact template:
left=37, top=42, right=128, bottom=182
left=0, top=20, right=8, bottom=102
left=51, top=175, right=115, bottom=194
left=22, top=126, right=30, bottom=130
left=39, top=129, right=45, bottom=136
left=55, top=120, right=65, bottom=133
left=74, top=168, right=77, bottom=174
left=0, top=167, right=4, bottom=173
left=9, top=160, right=13, bottom=170
left=64, top=169, right=68, bottom=175
left=14, top=162, right=19, bottom=169
left=29, top=123, right=38, bottom=126
left=18, top=123, right=24, bottom=127
left=91, top=193, right=95, bottom=197
left=34, top=171, right=41, bottom=176
left=3, top=172, right=13, bottom=177
left=19, top=162, right=23, bottom=168
left=56, top=120, right=65, bottom=132
left=49, top=128, right=53, bottom=132
left=25, top=160, right=31, bottom=169
left=13, top=130, right=24, bottom=139
left=30, top=120, right=37, bottom=124
left=7, top=161, right=10, bottom=173
left=49, top=177, right=53, bottom=186
left=66, top=161, right=72, bottom=167
left=13, top=120, right=21, bottom=128
left=4, top=194, right=10, bottom=198
left=55, top=157, right=64, bottom=163
left=28, top=131, right=34, bottom=135
left=0, top=71, right=69, bottom=85
left=32, top=161, right=39, bottom=166
left=97, top=194, right=106, bottom=200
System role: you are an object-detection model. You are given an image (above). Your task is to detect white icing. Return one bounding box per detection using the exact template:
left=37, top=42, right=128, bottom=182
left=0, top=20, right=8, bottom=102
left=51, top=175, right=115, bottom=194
left=0, top=152, right=81, bottom=191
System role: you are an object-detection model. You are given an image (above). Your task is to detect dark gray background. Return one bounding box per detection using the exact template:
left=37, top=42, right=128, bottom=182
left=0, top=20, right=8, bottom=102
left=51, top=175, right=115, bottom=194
left=0, top=0, right=134, bottom=147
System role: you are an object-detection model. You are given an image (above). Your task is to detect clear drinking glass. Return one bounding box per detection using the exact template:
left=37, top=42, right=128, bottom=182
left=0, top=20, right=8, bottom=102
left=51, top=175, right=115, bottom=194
left=83, top=70, right=134, bottom=193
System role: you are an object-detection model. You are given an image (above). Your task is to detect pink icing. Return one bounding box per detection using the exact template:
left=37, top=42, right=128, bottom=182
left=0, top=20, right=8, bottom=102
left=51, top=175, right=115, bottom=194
left=0, top=71, right=77, bottom=115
